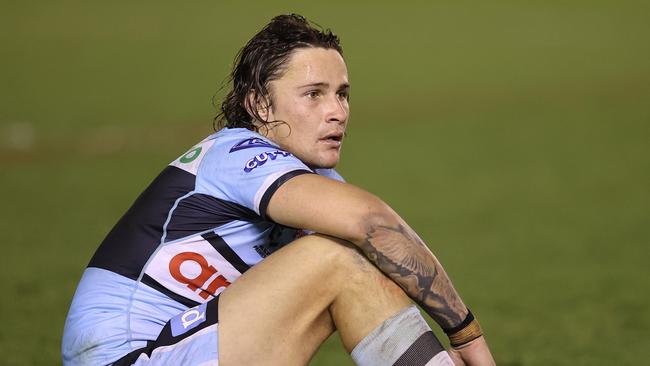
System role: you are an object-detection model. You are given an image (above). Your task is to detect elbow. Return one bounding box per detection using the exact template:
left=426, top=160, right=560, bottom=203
left=346, top=195, right=402, bottom=245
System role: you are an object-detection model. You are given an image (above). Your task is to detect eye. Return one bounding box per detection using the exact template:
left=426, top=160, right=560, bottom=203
left=337, top=91, right=349, bottom=101
left=306, top=90, right=321, bottom=99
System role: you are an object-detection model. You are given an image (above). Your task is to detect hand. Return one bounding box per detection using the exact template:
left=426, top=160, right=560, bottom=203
left=447, top=336, right=496, bottom=366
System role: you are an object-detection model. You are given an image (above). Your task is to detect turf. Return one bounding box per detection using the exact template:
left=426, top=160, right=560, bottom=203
left=1, top=1, right=649, bottom=365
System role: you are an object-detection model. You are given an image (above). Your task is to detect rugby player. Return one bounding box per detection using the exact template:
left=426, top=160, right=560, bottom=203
left=63, top=14, right=496, bottom=365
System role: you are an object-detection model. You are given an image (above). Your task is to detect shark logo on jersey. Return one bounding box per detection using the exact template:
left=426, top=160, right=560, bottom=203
left=254, top=226, right=306, bottom=258
left=229, top=138, right=278, bottom=153
left=244, top=150, right=293, bottom=172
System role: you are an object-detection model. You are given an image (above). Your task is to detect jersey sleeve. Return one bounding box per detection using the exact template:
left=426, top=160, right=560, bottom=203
left=196, top=136, right=314, bottom=219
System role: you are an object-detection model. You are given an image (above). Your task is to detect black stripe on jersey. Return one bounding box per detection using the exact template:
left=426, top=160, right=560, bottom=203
left=164, top=193, right=260, bottom=242
left=89, top=166, right=197, bottom=280
left=259, top=169, right=314, bottom=220
left=141, top=274, right=200, bottom=309
left=112, top=296, right=220, bottom=366
left=202, top=232, right=250, bottom=274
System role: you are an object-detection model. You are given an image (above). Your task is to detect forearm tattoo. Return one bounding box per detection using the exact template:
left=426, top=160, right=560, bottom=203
left=359, top=221, right=467, bottom=329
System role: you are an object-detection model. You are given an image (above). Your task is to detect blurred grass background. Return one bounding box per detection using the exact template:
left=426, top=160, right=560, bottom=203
left=1, top=1, right=649, bottom=365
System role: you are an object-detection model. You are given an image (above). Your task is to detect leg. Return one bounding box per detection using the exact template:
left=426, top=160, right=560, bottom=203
left=218, top=234, right=417, bottom=365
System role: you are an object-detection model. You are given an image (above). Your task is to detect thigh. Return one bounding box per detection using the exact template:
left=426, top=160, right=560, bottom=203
left=218, top=234, right=352, bottom=366
left=113, top=298, right=220, bottom=365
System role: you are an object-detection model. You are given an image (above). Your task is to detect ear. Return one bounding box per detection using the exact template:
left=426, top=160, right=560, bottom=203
left=245, top=90, right=271, bottom=122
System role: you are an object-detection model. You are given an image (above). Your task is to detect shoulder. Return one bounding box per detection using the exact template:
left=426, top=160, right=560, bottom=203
left=199, top=128, right=301, bottom=174
left=184, top=128, right=313, bottom=213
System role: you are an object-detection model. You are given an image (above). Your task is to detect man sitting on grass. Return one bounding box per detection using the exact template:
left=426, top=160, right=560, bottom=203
left=63, top=14, right=495, bottom=366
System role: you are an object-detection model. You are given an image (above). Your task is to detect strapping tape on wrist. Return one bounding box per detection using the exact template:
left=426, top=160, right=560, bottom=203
left=443, top=309, right=483, bottom=348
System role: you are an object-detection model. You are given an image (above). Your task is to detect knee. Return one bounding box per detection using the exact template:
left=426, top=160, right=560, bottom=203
left=304, top=234, right=374, bottom=269
left=283, top=234, right=375, bottom=280
left=299, top=234, right=401, bottom=293
left=282, top=234, right=410, bottom=309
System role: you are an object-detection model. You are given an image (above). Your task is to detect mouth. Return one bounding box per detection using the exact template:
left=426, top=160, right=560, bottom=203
left=320, top=131, right=344, bottom=146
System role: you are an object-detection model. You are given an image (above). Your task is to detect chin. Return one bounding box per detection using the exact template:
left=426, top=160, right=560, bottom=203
left=299, top=150, right=340, bottom=169
left=306, top=157, right=339, bottom=170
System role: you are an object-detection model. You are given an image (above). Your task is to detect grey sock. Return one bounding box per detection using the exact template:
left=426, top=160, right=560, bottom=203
left=350, top=305, right=454, bottom=366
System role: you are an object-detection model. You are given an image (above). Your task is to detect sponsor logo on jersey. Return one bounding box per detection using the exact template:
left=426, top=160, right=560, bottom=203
left=179, top=146, right=202, bottom=163
left=170, top=303, right=208, bottom=337
left=244, top=150, right=293, bottom=172
left=169, top=252, right=232, bottom=300
left=171, top=139, right=215, bottom=175
left=229, top=137, right=278, bottom=153
left=145, top=236, right=241, bottom=303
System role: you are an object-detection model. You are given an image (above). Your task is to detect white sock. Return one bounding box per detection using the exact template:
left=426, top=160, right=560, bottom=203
left=350, top=305, right=454, bottom=366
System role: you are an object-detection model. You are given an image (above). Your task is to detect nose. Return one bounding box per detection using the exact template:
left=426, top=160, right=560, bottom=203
left=326, top=94, right=348, bottom=124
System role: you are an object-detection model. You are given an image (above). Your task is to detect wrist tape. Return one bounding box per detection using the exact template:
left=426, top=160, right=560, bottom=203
left=443, top=309, right=483, bottom=347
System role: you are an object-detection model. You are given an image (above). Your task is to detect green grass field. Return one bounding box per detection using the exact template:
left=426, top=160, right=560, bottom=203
left=1, top=1, right=649, bottom=365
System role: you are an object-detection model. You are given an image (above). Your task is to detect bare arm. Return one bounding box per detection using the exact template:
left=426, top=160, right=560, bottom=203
left=266, top=173, right=467, bottom=329
left=358, top=214, right=467, bottom=328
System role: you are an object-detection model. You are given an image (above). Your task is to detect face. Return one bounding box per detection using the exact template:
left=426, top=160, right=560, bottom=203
left=260, top=47, right=350, bottom=169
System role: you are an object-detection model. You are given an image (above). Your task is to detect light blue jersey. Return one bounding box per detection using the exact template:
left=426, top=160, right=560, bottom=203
left=62, top=128, right=344, bottom=365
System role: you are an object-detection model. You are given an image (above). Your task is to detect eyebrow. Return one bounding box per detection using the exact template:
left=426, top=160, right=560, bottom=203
left=298, top=82, right=350, bottom=90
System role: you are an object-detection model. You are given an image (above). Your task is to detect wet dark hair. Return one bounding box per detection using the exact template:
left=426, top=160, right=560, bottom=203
left=214, top=14, right=343, bottom=131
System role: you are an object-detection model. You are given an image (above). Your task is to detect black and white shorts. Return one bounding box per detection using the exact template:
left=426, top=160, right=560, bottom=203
left=113, top=297, right=220, bottom=365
